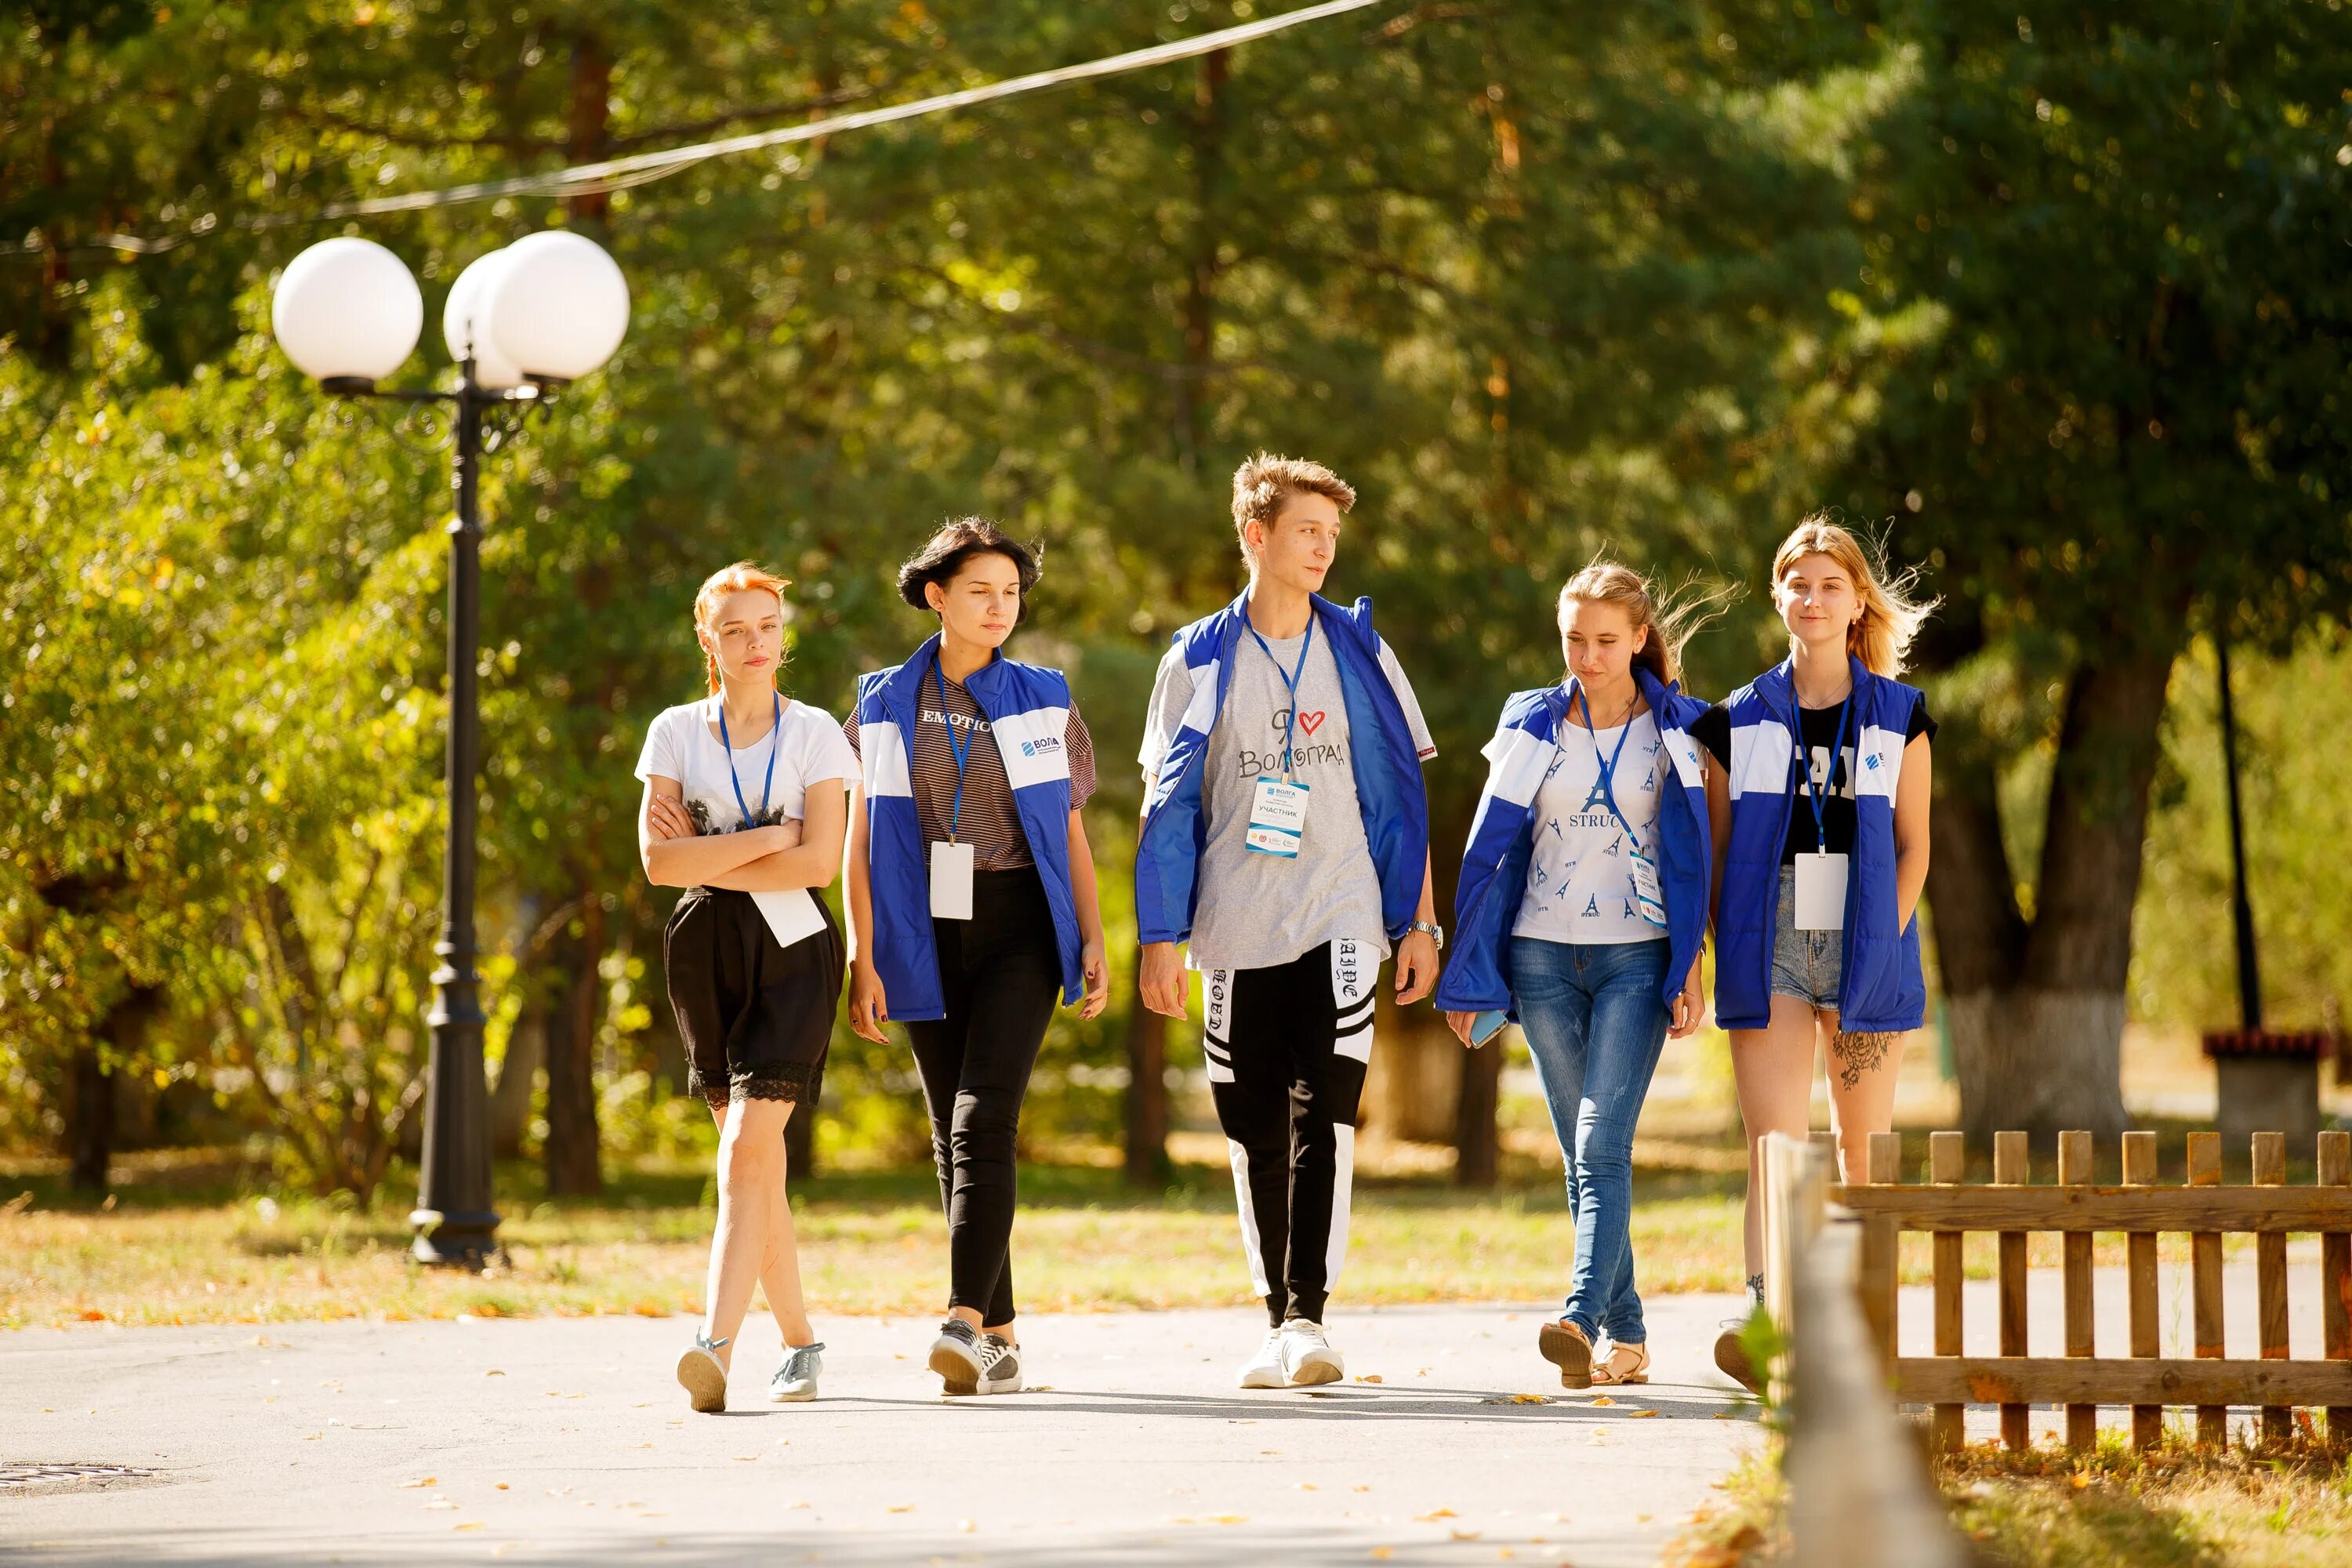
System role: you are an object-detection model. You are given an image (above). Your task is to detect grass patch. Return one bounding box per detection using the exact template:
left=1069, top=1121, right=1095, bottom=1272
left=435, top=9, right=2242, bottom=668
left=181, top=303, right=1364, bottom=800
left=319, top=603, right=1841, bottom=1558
left=0, top=1151, right=1748, bottom=1329
left=1939, top=1433, right=2352, bottom=1568
left=1664, top=1440, right=1788, bottom=1567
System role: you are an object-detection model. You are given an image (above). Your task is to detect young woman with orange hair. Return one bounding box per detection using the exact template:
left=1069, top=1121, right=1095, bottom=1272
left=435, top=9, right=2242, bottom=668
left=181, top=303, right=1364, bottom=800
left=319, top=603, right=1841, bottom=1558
left=1691, top=518, right=1936, bottom=1391
left=635, top=563, right=857, bottom=1411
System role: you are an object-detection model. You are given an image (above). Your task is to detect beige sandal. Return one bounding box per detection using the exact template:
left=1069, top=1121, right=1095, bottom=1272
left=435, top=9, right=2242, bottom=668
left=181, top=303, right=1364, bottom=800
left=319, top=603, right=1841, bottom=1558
left=1591, top=1339, right=1650, bottom=1386
left=1537, top=1318, right=1594, bottom=1390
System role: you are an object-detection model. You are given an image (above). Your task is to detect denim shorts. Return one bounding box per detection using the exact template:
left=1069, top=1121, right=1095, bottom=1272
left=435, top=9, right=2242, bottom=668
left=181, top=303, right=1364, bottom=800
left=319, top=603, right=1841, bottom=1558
left=1769, top=864, right=1843, bottom=1009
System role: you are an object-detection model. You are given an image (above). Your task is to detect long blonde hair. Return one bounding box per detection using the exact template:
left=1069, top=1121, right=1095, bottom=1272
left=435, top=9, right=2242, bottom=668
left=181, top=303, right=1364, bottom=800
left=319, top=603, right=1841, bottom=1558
left=692, top=561, right=793, bottom=695
left=1770, top=516, right=1936, bottom=677
left=1557, top=557, right=1732, bottom=688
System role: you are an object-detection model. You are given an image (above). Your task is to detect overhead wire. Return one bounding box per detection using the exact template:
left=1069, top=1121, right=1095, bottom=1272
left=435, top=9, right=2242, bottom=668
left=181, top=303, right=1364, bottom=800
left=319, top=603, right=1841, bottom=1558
left=5, top=0, right=1383, bottom=260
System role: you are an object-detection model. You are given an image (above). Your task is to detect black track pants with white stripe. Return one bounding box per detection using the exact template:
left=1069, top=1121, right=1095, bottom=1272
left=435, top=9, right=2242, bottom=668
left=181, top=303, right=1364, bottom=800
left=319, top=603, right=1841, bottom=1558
left=1203, top=939, right=1376, bottom=1327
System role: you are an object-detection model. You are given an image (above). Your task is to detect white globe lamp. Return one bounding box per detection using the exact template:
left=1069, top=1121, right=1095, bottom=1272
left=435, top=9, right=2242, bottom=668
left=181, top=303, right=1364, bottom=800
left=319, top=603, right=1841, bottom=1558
left=440, top=249, right=528, bottom=391
left=270, top=237, right=423, bottom=390
left=481, top=229, right=630, bottom=384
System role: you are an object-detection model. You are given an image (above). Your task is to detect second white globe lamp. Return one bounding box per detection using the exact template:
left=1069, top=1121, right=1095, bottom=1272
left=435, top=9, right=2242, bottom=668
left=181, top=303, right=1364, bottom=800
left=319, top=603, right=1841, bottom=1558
left=481, top=230, right=630, bottom=384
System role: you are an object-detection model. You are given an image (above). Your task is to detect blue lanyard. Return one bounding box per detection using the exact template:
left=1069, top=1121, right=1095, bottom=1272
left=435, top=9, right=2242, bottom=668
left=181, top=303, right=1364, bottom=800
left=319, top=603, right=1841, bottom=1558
left=1780, top=688, right=1854, bottom=853
left=714, top=690, right=782, bottom=831
left=1572, top=682, right=1646, bottom=855
left=933, top=658, right=975, bottom=841
left=1242, top=604, right=1315, bottom=783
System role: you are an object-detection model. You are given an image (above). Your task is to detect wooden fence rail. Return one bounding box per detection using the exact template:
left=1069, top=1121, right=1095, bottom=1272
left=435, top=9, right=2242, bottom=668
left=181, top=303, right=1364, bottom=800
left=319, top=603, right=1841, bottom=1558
left=1763, top=1133, right=1968, bottom=1568
left=1832, top=1127, right=2352, bottom=1452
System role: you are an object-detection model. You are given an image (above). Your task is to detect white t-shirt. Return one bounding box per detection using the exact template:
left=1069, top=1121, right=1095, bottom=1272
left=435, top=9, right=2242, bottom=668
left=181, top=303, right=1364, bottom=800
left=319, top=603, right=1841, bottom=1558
left=1510, top=710, right=1668, bottom=946
left=633, top=695, right=857, bottom=838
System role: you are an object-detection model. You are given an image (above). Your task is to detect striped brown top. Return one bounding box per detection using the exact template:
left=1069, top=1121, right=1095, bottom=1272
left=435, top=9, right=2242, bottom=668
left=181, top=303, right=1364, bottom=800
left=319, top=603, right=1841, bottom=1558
left=844, top=673, right=1097, bottom=871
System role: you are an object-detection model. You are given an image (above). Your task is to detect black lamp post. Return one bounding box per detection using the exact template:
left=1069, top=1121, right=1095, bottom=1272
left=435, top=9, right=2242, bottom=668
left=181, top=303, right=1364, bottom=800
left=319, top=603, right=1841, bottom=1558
left=272, top=234, right=628, bottom=1266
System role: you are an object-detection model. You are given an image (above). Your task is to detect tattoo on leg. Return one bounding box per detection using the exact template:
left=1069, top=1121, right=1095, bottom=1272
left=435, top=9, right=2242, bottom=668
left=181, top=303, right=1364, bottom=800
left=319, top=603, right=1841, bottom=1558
left=1831, top=1029, right=1895, bottom=1091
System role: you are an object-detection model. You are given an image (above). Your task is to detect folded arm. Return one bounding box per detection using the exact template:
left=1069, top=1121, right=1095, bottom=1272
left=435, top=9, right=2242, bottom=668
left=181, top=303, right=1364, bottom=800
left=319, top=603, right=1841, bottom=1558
left=640, top=778, right=793, bottom=887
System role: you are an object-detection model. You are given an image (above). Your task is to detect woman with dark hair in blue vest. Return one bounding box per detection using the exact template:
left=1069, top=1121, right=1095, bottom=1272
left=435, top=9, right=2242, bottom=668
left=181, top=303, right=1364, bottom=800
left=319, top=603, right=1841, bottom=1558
left=843, top=519, right=1112, bottom=1397
left=1436, top=561, right=1719, bottom=1390
left=1690, top=516, right=1936, bottom=1391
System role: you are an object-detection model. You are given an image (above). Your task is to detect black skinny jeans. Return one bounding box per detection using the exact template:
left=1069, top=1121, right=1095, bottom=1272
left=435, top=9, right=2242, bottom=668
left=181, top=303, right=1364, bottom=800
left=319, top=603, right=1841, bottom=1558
left=904, top=866, right=1062, bottom=1327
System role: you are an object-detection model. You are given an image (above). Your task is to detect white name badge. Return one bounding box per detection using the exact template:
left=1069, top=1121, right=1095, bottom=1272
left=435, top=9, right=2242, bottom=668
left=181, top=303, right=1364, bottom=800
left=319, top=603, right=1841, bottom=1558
left=750, top=888, right=826, bottom=951
left=930, top=840, right=975, bottom=920
left=1629, top=848, right=1668, bottom=929
left=1244, top=777, right=1310, bottom=858
left=1792, top=851, right=1849, bottom=931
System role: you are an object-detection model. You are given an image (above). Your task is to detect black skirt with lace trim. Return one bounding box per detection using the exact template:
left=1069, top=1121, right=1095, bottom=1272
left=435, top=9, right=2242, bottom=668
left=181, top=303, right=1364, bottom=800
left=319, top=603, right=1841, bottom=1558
left=662, top=885, right=842, bottom=1111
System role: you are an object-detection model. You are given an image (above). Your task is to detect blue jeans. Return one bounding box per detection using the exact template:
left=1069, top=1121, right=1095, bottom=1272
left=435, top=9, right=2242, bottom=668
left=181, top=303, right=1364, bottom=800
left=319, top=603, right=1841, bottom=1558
left=1508, top=937, right=1671, bottom=1344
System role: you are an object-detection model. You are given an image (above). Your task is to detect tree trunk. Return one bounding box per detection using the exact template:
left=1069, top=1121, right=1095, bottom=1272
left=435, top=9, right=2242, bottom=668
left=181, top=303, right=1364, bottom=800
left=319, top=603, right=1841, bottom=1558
left=565, top=33, right=612, bottom=227
left=785, top=1087, right=817, bottom=1180
left=1122, top=981, right=1171, bottom=1189
left=67, top=983, right=164, bottom=1193
left=67, top=1042, right=114, bottom=1193
left=488, top=1009, right=542, bottom=1160
left=541, top=895, right=606, bottom=1197
left=1943, top=648, right=2174, bottom=1144
left=1174, top=48, right=1228, bottom=472
left=1454, top=1035, right=1502, bottom=1188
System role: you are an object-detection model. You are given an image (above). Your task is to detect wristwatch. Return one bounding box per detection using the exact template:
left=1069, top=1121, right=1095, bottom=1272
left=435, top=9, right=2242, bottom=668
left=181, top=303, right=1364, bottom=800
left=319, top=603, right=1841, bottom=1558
left=1407, top=920, right=1444, bottom=951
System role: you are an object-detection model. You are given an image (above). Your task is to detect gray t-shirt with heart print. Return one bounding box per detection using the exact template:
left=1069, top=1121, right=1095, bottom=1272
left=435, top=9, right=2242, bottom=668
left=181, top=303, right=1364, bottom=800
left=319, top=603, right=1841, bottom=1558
left=1141, top=625, right=1436, bottom=973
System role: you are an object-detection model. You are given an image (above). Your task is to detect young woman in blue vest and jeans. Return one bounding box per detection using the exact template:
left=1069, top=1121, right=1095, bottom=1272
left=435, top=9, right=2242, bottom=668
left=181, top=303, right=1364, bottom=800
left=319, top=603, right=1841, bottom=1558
left=1691, top=517, right=1936, bottom=1391
left=637, top=563, right=857, bottom=1412
left=1437, top=562, right=1719, bottom=1389
left=843, top=519, right=1112, bottom=1396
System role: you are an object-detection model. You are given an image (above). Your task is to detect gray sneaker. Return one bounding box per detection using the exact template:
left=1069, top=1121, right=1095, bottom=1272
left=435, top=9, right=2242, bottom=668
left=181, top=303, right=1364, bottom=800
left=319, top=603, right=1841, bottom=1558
left=976, top=1332, right=1022, bottom=1396
left=676, top=1331, right=731, bottom=1414
left=769, top=1341, right=823, bottom=1403
left=928, top=1319, right=986, bottom=1396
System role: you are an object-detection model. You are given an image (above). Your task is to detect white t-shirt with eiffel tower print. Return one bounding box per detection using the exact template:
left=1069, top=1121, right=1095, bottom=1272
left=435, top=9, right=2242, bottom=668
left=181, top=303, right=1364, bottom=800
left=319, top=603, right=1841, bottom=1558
left=1509, top=710, right=1668, bottom=946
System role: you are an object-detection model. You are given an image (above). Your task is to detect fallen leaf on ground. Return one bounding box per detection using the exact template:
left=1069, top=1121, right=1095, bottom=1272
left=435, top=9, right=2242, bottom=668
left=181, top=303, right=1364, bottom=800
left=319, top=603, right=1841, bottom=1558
left=1415, top=1507, right=1459, bottom=1521
left=453, top=1523, right=484, bottom=1532
left=887, top=1504, right=914, bottom=1513
left=1356, top=1374, right=1383, bottom=1384
left=1628, top=1410, right=1659, bottom=1419
left=399, top=1478, right=437, bottom=1489
left=1590, top=1396, right=1616, bottom=1406
left=485, top=1370, right=505, bottom=1377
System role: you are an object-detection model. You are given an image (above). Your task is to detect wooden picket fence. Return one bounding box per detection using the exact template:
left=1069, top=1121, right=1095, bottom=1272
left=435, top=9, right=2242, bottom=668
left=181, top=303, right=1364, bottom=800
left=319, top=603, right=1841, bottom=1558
left=1830, top=1127, right=2352, bottom=1452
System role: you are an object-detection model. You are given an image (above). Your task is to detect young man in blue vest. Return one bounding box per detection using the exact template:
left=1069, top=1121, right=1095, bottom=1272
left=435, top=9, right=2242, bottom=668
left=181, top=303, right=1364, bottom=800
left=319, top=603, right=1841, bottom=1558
left=1135, top=452, right=1441, bottom=1388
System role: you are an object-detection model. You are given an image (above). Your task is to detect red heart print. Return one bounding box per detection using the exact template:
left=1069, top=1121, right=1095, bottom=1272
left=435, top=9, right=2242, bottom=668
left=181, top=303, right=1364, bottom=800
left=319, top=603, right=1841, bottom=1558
left=1298, top=710, right=1326, bottom=735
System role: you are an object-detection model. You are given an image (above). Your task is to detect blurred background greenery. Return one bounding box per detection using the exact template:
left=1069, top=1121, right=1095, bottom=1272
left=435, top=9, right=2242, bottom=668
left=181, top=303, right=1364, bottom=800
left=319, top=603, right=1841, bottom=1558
left=3, top=1, right=2347, bottom=1219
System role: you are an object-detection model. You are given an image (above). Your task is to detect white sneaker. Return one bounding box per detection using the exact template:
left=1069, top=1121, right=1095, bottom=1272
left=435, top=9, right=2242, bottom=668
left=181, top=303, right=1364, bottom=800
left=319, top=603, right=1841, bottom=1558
left=1279, top=1319, right=1344, bottom=1387
left=1236, top=1327, right=1287, bottom=1388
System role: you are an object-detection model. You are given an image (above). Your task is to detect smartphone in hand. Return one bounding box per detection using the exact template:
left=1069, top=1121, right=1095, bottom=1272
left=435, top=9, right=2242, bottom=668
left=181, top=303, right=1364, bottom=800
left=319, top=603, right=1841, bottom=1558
left=1470, top=1009, right=1509, bottom=1047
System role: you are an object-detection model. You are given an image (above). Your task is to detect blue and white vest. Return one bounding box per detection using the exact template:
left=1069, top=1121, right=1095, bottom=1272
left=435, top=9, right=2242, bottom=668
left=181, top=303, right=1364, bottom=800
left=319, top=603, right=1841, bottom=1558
left=1715, top=655, right=1926, bottom=1033
left=1434, top=669, right=1713, bottom=1016
left=1134, top=591, right=1430, bottom=949
left=853, top=637, right=1084, bottom=1022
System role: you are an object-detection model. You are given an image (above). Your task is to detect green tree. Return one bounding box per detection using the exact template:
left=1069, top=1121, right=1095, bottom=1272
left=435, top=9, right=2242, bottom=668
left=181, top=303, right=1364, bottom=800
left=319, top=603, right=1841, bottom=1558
left=1813, top=3, right=2352, bottom=1138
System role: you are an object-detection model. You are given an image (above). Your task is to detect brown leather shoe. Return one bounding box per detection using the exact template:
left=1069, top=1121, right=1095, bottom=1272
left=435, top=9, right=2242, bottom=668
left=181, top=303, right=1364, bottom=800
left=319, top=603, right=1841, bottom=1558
left=1538, top=1317, right=1594, bottom=1390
